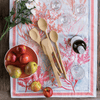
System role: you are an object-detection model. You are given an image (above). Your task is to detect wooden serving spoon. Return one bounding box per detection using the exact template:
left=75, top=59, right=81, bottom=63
left=50, top=30, right=67, bottom=79
left=29, top=28, right=48, bottom=55
left=38, top=18, right=48, bottom=38
left=29, top=28, right=41, bottom=45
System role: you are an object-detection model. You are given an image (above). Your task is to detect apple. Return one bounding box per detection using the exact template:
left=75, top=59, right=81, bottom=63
left=7, top=52, right=16, bottom=62
left=16, top=45, right=26, bottom=54
left=25, top=62, right=38, bottom=75
left=19, top=54, right=30, bottom=64
left=31, top=81, right=41, bottom=92
left=43, top=87, right=53, bottom=98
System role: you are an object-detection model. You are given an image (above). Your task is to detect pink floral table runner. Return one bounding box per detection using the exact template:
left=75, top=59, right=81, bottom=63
left=9, top=0, right=97, bottom=98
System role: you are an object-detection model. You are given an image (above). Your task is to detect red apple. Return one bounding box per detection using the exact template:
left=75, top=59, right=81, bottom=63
left=16, top=45, right=26, bottom=54
left=43, top=87, right=53, bottom=98
left=31, top=81, right=41, bottom=92
left=19, top=54, right=29, bottom=64
left=7, top=52, right=16, bottom=62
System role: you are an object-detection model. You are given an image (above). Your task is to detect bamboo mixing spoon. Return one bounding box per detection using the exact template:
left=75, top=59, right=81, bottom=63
left=50, top=30, right=67, bottom=79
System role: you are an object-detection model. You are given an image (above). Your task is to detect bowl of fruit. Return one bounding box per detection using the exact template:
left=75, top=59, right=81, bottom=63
left=4, top=45, right=38, bottom=78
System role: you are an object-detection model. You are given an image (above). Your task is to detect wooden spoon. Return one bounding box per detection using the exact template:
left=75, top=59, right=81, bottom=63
left=29, top=28, right=41, bottom=45
left=50, top=30, right=67, bottom=79
left=38, top=18, right=48, bottom=38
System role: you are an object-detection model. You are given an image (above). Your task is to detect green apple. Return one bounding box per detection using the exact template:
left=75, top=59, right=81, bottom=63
left=25, top=62, right=38, bottom=75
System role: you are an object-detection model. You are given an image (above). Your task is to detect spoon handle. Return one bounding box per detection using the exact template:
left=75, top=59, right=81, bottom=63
left=46, top=47, right=62, bottom=87
left=52, top=46, right=63, bottom=73
left=45, top=30, right=49, bottom=38
left=55, top=66, right=61, bottom=76
left=55, top=43, right=67, bottom=79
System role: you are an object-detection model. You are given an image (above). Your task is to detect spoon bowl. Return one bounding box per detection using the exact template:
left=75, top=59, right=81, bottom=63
left=50, top=30, right=58, bottom=42
left=29, top=30, right=38, bottom=40
left=29, top=28, right=41, bottom=45
left=38, top=18, right=48, bottom=37
left=38, top=18, right=47, bottom=31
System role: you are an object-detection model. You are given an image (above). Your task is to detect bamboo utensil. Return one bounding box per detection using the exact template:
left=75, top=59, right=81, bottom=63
left=28, top=18, right=68, bottom=86
left=50, top=30, right=67, bottom=79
